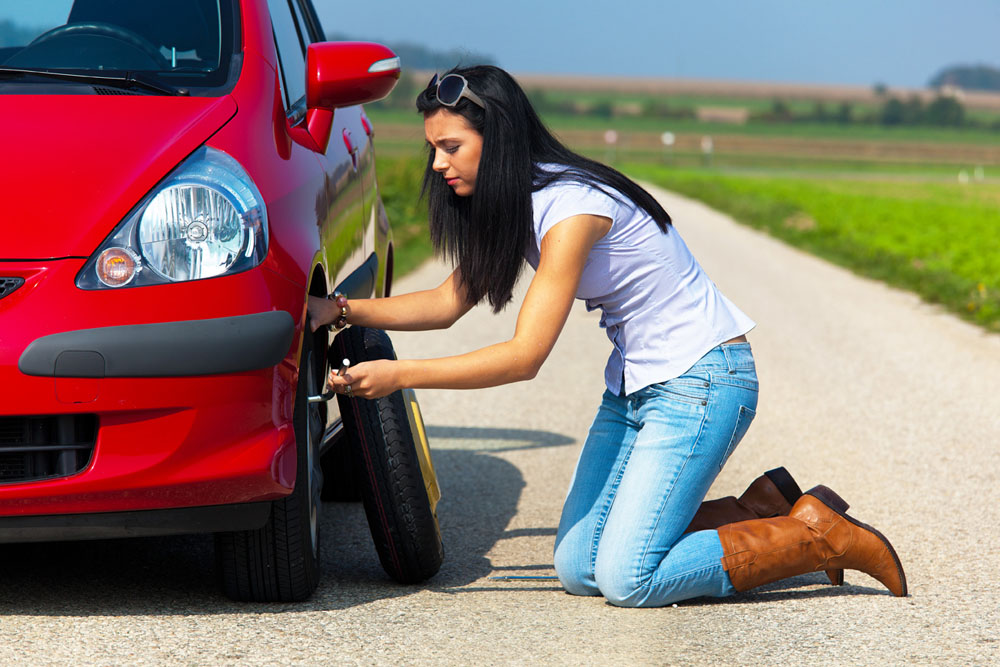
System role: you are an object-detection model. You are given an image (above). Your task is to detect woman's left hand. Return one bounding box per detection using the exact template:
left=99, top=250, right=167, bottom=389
left=326, top=359, right=400, bottom=400
left=307, top=294, right=350, bottom=333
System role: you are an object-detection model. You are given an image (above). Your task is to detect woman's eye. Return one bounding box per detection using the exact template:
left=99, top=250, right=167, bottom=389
left=444, top=145, right=459, bottom=154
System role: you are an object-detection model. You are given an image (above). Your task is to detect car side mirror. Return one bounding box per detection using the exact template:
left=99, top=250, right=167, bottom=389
left=290, top=42, right=400, bottom=153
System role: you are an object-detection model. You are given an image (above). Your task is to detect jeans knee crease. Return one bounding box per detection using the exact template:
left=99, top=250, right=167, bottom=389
left=589, top=432, right=638, bottom=568
left=651, top=563, right=726, bottom=589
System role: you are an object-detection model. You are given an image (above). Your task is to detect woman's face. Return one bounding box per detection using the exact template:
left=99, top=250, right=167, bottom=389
left=424, top=109, right=483, bottom=197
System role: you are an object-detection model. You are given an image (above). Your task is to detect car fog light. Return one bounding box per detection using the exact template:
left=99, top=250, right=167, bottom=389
left=96, top=247, right=140, bottom=287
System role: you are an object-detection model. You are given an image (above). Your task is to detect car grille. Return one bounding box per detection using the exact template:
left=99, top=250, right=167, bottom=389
left=0, top=278, right=24, bottom=301
left=0, top=415, right=98, bottom=483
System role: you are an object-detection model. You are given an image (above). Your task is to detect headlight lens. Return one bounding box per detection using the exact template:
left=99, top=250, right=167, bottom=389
left=140, top=185, right=246, bottom=281
left=77, top=147, right=268, bottom=289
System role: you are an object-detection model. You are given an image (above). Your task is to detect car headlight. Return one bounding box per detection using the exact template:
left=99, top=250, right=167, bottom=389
left=76, top=147, right=268, bottom=289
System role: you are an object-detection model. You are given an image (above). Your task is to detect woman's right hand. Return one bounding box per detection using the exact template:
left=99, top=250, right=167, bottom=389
left=308, top=293, right=350, bottom=333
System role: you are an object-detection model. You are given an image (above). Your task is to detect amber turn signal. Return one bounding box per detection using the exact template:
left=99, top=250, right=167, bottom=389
left=96, top=247, right=140, bottom=287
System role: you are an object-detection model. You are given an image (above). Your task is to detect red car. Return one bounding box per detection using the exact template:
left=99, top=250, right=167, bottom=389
left=0, top=0, right=442, bottom=601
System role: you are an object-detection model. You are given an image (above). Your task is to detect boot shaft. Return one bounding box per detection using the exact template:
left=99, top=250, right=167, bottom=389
left=717, top=487, right=906, bottom=597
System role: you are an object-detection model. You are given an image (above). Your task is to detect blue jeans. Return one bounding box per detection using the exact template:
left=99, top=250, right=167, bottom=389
left=553, top=343, right=758, bottom=607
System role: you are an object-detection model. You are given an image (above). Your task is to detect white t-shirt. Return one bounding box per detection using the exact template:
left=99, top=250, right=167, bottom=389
left=525, top=165, right=755, bottom=395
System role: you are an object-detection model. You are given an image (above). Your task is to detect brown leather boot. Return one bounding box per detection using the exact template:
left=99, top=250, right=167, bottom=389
left=717, top=485, right=907, bottom=597
left=686, top=467, right=802, bottom=533
left=686, top=467, right=845, bottom=586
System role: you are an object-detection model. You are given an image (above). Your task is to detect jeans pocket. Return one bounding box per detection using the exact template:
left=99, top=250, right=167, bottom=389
left=709, top=371, right=759, bottom=392
left=645, top=377, right=710, bottom=406
left=720, top=404, right=756, bottom=470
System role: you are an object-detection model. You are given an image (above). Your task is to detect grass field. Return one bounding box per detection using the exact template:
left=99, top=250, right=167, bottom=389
left=367, top=107, right=1000, bottom=145
left=626, top=164, right=1000, bottom=330
left=375, top=152, right=435, bottom=278
left=371, top=96, right=1000, bottom=332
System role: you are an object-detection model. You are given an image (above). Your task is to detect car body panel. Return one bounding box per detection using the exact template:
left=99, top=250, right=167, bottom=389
left=1, top=95, right=238, bottom=260
left=0, top=0, right=398, bottom=529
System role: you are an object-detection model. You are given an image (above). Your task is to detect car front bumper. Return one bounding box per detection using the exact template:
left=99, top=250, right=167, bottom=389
left=0, top=258, right=305, bottom=523
left=0, top=501, right=273, bottom=543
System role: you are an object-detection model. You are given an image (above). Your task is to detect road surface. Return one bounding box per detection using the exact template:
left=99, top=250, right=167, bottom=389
left=2, top=185, right=997, bottom=665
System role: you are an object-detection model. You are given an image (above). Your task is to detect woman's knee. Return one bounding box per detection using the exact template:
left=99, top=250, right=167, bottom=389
left=594, top=561, right=648, bottom=607
left=553, top=539, right=600, bottom=596
left=595, top=564, right=705, bottom=608
left=596, top=530, right=737, bottom=607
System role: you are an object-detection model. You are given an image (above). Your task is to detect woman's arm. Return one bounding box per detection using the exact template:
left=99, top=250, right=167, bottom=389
left=308, top=268, right=474, bottom=333
left=328, top=214, right=612, bottom=398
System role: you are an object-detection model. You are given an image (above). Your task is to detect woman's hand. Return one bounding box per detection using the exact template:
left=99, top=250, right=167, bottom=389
left=326, top=359, right=400, bottom=400
left=307, top=294, right=350, bottom=333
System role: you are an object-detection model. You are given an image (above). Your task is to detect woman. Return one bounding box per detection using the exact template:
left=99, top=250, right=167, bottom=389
left=309, top=66, right=906, bottom=607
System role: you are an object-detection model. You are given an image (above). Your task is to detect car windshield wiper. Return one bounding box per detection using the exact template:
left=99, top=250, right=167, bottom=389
left=0, top=67, right=187, bottom=96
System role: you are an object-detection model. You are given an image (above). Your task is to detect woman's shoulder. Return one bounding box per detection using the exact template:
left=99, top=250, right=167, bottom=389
left=530, top=164, right=634, bottom=241
left=533, top=164, right=625, bottom=203
left=534, top=162, right=592, bottom=188
left=534, top=164, right=632, bottom=208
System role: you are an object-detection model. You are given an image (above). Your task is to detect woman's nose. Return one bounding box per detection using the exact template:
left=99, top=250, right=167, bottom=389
left=432, top=149, right=448, bottom=172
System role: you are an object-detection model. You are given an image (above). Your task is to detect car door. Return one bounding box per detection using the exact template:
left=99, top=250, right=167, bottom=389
left=266, top=0, right=337, bottom=285
left=275, top=0, right=371, bottom=298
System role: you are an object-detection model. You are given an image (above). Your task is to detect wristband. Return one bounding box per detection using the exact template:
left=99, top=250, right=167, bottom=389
left=328, top=291, right=349, bottom=329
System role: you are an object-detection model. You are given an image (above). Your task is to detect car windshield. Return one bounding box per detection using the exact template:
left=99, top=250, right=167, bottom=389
left=0, top=0, right=238, bottom=93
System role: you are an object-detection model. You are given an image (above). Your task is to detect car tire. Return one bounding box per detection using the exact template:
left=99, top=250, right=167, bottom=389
left=214, top=326, right=325, bottom=602
left=333, top=326, right=444, bottom=584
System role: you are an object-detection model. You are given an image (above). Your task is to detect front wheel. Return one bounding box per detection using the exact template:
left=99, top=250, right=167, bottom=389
left=214, top=327, right=325, bottom=602
left=334, top=326, right=444, bottom=584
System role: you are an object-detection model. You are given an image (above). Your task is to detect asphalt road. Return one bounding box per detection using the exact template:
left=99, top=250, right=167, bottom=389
left=2, top=185, right=998, bottom=665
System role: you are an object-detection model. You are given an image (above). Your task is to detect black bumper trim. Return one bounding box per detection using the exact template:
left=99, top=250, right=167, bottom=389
left=18, top=311, right=295, bottom=378
left=0, top=501, right=272, bottom=543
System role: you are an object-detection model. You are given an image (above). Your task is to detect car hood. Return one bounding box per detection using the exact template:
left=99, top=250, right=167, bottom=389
left=1, top=94, right=237, bottom=260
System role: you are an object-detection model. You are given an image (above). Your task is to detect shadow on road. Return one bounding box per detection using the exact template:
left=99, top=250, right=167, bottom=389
left=673, top=573, right=895, bottom=607
left=425, top=425, right=575, bottom=452
left=0, top=427, right=572, bottom=616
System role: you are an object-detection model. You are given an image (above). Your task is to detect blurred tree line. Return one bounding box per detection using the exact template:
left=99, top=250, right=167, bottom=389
left=524, top=89, right=697, bottom=121
left=520, top=87, right=994, bottom=131
left=929, top=64, right=1000, bottom=91
left=757, top=94, right=979, bottom=128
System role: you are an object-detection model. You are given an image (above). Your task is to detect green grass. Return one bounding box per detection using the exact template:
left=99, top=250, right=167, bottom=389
left=625, top=164, right=1000, bottom=330
left=367, top=107, right=1000, bottom=145
left=376, top=153, right=435, bottom=278
left=543, top=112, right=1000, bottom=144
left=576, top=147, right=992, bottom=178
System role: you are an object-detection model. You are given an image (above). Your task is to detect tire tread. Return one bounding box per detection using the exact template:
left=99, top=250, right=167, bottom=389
left=335, top=326, right=443, bottom=583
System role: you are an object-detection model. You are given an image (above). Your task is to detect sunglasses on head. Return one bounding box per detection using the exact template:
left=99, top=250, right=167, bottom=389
left=428, top=73, right=486, bottom=109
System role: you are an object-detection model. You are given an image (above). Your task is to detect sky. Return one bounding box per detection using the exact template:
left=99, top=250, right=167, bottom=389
left=318, top=0, right=1000, bottom=89
left=8, top=1, right=999, bottom=88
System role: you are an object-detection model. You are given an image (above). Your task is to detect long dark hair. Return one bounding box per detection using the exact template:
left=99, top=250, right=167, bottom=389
left=415, top=65, right=671, bottom=312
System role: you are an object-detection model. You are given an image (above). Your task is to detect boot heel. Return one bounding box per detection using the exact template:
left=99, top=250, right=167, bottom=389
left=805, top=485, right=850, bottom=514
left=763, top=467, right=803, bottom=505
